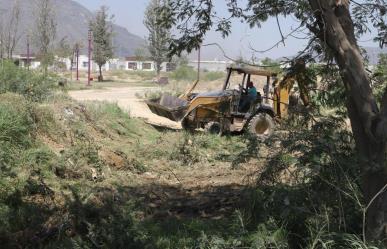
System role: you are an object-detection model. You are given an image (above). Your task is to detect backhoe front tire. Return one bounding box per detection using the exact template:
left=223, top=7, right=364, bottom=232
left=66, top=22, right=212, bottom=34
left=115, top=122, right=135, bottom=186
left=247, top=113, right=274, bottom=139
left=182, top=118, right=195, bottom=132
left=205, top=122, right=223, bottom=136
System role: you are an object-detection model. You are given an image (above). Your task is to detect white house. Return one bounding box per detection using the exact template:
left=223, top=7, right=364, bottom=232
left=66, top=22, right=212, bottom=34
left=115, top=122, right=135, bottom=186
left=188, top=60, right=231, bottom=72
left=123, top=57, right=176, bottom=72
left=13, top=53, right=177, bottom=73
left=125, top=56, right=155, bottom=71
left=161, top=62, right=177, bottom=72
left=54, top=56, right=117, bottom=73
left=77, top=55, right=94, bottom=71
left=12, top=54, right=41, bottom=69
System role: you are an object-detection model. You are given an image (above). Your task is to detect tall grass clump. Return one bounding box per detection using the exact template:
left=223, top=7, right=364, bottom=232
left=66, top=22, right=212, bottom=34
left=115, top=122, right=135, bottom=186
left=108, top=69, right=157, bottom=81
left=0, top=93, right=59, bottom=246
left=0, top=93, right=34, bottom=168
left=128, top=70, right=157, bottom=80
left=86, top=101, right=137, bottom=136
left=0, top=60, right=56, bottom=101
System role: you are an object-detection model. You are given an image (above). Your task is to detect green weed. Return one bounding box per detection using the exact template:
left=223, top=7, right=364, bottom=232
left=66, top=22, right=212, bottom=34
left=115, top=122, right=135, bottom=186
left=0, top=60, right=56, bottom=101
left=202, top=71, right=226, bottom=81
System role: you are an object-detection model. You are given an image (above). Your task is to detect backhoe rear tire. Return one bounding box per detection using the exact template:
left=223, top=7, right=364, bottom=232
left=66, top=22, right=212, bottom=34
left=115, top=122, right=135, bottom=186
left=247, top=113, right=274, bottom=139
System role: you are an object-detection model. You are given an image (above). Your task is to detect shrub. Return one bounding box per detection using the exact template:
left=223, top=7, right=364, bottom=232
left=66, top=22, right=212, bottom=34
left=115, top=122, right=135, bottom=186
left=168, top=132, right=202, bottom=165
left=239, top=112, right=367, bottom=248
left=0, top=60, right=56, bottom=102
left=170, top=65, right=197, bottom=81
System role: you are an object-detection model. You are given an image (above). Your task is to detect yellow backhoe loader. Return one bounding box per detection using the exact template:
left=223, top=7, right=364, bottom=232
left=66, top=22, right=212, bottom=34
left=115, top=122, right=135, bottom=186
left=146, top=65, right=291, bottom=137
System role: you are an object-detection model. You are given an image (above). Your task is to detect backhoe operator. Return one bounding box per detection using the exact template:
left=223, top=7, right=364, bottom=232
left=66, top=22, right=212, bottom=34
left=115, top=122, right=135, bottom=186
left=239, top=81, right=258, bottom=112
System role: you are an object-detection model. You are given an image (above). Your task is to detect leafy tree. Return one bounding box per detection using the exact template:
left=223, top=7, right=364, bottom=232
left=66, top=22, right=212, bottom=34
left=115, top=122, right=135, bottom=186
left=54, top=37, right=73, bottom=71
left=375, top=54, right=387, bottom=82
left=173, top=54, right=189, bottom=66
left=158, top=0, right=387, bottom=243
left=144, top=0, right=171, bottom=77
left=56, top=37, right=72, bottom=59
left=90, top=6, right=114, bottom=82
left=260, top=57, right=281, bottom=73
left=374, top=53, right=387, bottom=102
left=134, top=46, right=147, bottom=62
left=33, top=0, right=57, bottom=73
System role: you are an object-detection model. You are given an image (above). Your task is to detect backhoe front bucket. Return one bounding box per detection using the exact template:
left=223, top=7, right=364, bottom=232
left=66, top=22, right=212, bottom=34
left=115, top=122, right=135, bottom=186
left=146, top=95, right=189, bottom=122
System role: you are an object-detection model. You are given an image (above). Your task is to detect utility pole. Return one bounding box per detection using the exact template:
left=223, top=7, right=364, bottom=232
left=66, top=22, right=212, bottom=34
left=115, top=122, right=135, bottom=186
left=75, top=43, right=79, bottom=81
left=197, top=45, right=201, bottom=81
left=27, top=35, right=30, bottom=70
left=87, top=29, right=92, bottom=86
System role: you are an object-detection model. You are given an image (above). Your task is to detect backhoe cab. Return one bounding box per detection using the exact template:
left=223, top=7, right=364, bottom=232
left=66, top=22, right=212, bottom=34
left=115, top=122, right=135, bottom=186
left=146, top=65, right=290, bottom=138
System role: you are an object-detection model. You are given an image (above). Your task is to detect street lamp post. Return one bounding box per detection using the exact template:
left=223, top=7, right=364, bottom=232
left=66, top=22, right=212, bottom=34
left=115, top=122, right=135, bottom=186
left=87, top=29, right=92, bottom=86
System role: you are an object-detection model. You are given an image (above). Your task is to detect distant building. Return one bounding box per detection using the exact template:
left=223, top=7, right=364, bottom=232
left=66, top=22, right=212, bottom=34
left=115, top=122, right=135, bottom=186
left=125, top=56, right=155, bottom=71
left=12, top=54, right=41, bottom=69
left=12, top=53, right=176, bottom=73
left=123, top=57, right=176, bottom=72
left=188, top=60, right=231, bottom=72
left=162, top=62, right=177, bottom=72
left=74, top=55, right=93, bottom=71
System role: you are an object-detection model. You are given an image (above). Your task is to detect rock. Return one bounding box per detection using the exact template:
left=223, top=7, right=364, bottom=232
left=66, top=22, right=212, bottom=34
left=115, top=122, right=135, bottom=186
left=91, top=168, right=98, bottom=181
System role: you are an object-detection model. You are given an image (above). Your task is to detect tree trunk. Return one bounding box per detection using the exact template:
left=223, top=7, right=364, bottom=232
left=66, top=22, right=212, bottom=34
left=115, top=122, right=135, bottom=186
left=156, top=61, right=162, bottom=81
left=98, top=65, right=103, bottom=82
left=309, top=0, right=387, bottom=242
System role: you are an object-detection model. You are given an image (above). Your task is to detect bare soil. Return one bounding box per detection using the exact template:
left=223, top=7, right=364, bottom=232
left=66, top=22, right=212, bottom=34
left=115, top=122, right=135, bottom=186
left=133, top=160, right=259, bottom=220
left=68, top=85, right=261, bottom=220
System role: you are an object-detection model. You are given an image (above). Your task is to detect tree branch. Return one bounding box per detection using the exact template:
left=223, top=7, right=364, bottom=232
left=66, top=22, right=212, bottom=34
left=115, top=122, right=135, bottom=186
left=363, top=182, right=387, bottom=243
left=248, top=24, right=306, bottom=53
left=275, top=14, right=286, bottom=46
left=202, top=42, right=291, bottom=67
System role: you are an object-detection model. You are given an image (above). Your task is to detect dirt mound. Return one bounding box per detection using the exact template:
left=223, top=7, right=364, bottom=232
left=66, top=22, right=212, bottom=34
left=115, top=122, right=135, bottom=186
left=69, top=86, right=181, bottom=129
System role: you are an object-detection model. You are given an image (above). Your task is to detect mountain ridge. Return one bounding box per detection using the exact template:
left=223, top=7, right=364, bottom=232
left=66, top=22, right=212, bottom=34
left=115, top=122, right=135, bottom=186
left=0, top=0, right=145, bottom=57
left=364, top=46, right=387, bottom=65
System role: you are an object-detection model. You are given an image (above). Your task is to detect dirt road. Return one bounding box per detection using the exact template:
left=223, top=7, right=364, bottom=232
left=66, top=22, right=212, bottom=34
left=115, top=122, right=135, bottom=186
left=69, top=86, right=181, bottom=129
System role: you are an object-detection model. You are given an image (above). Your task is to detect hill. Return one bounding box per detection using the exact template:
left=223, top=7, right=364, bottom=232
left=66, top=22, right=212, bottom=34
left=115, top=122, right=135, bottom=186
left=0, top=0, right=145, bottom=57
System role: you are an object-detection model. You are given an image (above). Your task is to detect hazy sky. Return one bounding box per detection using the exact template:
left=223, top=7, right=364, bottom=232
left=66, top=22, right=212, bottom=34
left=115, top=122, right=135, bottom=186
left=74, top=0, right=378, bottom=60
